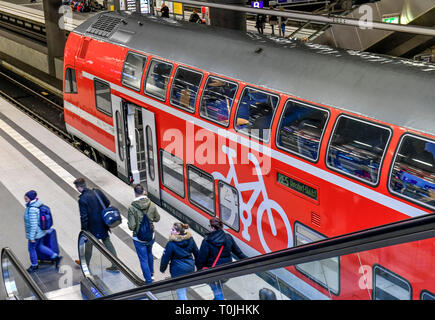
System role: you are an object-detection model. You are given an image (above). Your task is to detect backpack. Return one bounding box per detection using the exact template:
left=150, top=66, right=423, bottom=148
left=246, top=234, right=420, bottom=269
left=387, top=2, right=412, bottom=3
left=38, top=204, right=53, bottom=230
left=136, top=212, right=153, bottom=243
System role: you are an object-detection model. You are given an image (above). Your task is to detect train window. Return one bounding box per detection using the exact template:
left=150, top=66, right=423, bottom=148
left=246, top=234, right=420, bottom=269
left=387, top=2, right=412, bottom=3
left=115, top=111, right=125, bottom=161
left=421, top=290, right=435, bottom=300
left=160, top=150, right=185, bottom=198
left=64, top=68, right=77, bottom=93
left=187, top=165, right=215, bottom=216
left=199, top=77, right=238, bottom=126
left=235, top=87, right=279, bottom=142
left=326, top=116, right=391, bottom=185
left=276, top=100, right=329, bottom=161
left=218, top=181, right=240, bottom=231
left=170, top=67, right=202, bottom=112
left=94, top=79, right=112, bottom=116
left=144, top=59, right=173, bottom=101
left=373, top=265, right=411, bottom=300
left=389, top=135, right=435, bottom=210
left=146, top=125, right=155, bottom=181
left=121, top=52, right=147, bottom=91
left=294, top=223, right=339, bottom=295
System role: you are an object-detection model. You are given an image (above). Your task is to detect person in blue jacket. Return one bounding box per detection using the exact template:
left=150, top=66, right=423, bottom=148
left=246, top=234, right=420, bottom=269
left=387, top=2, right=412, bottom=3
left=160, top=222, right=199, bottom=300
left=196, top=217, right=248, bottom=300
left=24, top=190, right=62, bottom=273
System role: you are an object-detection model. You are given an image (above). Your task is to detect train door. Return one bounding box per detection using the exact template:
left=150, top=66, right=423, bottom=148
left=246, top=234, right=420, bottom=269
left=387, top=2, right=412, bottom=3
left=141, top=108, right=161, bottom=205
left=112, top=96, right=131, bottom=183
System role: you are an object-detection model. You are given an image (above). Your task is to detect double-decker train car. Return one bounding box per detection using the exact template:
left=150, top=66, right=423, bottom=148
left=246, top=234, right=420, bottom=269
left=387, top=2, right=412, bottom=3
left=63, top=11, right=435, bottom=299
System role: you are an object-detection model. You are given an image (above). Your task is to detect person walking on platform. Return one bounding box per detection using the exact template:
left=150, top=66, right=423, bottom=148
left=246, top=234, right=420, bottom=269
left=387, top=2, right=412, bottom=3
left=255, top=14, right=266, bottom=34
left=160, top=2, right=170, bottom=18
left=73, top=177, right=118, bottom=272
left=160, top=222, right=199, bottom=300
left=24, top=190, right=62, bottom=273
left=189, top=9, right=202, bottom=23
left=196, top=217, right=248, bottom=300
left=127, top=184, right=160, bottom=283
left=268, top=7, right=278, bottom=36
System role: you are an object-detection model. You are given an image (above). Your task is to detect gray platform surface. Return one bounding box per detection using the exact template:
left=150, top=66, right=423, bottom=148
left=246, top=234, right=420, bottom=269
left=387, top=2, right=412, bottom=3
left=0, top=96, right=207, bottom=298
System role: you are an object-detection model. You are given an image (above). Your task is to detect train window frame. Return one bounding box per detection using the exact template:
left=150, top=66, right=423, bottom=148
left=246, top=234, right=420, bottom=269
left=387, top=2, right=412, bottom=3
left=187, top=164, right=216, bottom=217
left=387, top=133, right=435, bottom=211
left=325, top=114, right=393, bottom=187
left=169, top=66, right=203, bottom=114
left=372, top=264, right=412, bottom=300
left=420, top=290, right=435, bottom=300
left=121, top=51, right=147, bottom=92
left=94, top=78, right=112, bottom=117
left=275, top=98, right=330, bottom=163
left=159, top=149, right=185, bottom=199
left=218, top=180, right=240, bottom=232
left=199, top=75, right=239, bottom=128
left=143, top=58, right=174, bottom=102
left=293, top=221, right=340, bottom=296
left=64, top=67, right=77, bottom=94
left=233, top=86, right=280, bottom=143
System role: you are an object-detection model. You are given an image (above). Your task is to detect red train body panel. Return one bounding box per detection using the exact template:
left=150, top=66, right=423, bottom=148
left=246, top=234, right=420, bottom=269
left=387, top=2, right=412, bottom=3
left=63, top=12, right=435, bottom=300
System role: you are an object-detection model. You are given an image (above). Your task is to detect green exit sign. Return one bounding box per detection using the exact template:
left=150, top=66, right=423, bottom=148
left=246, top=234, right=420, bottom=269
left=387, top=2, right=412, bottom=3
left=383, top=16, right=400, bottom=24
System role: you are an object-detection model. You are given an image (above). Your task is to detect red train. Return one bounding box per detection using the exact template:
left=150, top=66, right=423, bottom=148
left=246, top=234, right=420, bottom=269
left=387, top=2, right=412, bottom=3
left=63, top=11, right=435, bottom=299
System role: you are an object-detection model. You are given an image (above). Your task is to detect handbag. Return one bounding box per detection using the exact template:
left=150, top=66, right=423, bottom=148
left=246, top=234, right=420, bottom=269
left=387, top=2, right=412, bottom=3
left=203, top=245, right=224, bottom=270
left=93, top=190, right=122, bottom=228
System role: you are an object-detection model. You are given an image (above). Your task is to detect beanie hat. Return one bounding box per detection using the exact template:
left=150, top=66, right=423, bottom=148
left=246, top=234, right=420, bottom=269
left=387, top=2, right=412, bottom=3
left=25, top=190, right=37, bottom=201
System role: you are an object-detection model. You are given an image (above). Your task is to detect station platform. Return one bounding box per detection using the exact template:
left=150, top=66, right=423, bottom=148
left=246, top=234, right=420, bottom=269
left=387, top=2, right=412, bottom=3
left=0, top=96, right=203, bottom=299
left=0, top=96, right=285, bottom=300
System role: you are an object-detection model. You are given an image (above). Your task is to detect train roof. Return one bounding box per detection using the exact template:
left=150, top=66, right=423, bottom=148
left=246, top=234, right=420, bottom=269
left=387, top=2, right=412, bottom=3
left=72, top=11, right=435, bottom=136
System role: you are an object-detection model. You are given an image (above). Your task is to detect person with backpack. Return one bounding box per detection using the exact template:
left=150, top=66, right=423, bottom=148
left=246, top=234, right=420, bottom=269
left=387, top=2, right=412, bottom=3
left=127, top=184, right=160, bottom=283
left=196, top=217, right=248, bottom=300
left=160, top=222, right=199, bottom=300
left=73, top=177, right=118, bottom=272
left=24, top=190, right=62, bottom=273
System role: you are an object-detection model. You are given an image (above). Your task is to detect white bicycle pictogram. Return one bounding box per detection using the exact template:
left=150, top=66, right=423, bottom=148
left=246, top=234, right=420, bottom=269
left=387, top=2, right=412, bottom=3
left=212, top=145, right=293, bottom=253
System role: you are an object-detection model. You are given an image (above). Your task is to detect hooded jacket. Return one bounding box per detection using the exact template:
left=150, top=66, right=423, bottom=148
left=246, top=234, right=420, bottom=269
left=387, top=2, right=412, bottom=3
left=127, top=196, right=160, bottom=239
left=24, top=199, right=46, bottom=241
left=196, top=229, right=247, bottom=270
left=160, top=232, right=199, bottom=278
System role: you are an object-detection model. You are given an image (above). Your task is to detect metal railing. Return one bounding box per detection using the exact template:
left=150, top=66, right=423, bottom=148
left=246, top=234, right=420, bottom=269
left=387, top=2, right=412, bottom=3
left=100, top=212, right=435, bottom=300
left=1, top=248, right=48, bottom=300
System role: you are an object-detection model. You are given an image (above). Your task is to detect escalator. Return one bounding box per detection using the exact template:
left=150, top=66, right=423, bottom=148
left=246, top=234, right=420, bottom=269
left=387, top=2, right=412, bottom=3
left=3, top=212, right=435, bottom=300
left=100, top=213, right=435, bottom=300
left=314, top=0, right=435, bottom=60
left=1, top=231, right=155, bottom=300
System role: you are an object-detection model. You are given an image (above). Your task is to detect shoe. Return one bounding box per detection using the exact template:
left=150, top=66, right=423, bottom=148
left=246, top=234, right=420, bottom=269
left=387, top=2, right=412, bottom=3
left=27, top=265, right=39, bottom=273
left=106, top=266, right=120, bottom=273
left=54, top=255, right=63, bottom=269
left=74, top=259, right=81, bottom=266
left=151, top=273, right=155, bottom=281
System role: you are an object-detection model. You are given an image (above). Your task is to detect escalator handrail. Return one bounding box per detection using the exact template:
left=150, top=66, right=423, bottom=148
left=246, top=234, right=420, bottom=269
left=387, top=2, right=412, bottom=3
left=1, top=247, right=48, bottom=300
left=100, top=212, right=435, bottom=300
left=78, top=231, right=145, bottom=287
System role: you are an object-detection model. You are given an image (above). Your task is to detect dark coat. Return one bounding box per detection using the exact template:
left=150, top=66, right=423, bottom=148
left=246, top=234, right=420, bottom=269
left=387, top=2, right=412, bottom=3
left=196, top=229, right=247, bottom=270
left=78, top=188, right=110, bottom=239
left=160, top=232, right=199, bottom=278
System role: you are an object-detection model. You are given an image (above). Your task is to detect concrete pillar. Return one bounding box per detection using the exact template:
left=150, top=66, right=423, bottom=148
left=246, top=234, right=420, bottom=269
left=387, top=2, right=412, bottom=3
left=42, top=0, right=67, bottom=78
left=208, top=0, right=246, bottom=31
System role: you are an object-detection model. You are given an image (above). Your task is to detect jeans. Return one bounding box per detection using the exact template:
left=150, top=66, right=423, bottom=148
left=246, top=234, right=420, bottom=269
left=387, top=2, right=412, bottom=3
left=133, top=239, right=154, bottom=283
left=210, top=281, right=224, bottom=300
left=28, top=238, right=57, bottom=266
